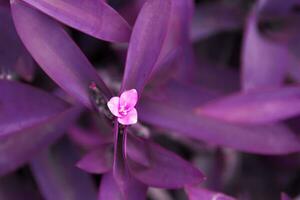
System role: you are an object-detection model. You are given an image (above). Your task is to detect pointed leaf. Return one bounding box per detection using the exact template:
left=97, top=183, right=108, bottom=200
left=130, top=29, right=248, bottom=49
left=22, top=0, right=131, bottom=43
left=0, top=80, right=68, bottom=136
left=127, top=135, right=205, bottom=188
left=157, top=0, right=196, bottom=81
left=0, top=79, right=80, bottom=176
left=112, top=124, right=147, bottom=200
left=11, top=0, right=111, bottom=108
left=0, top=105, right=81, bottom=175
left=138, top=98, right=300, bottom=155
left=120, top=0, right=171, bottom=94
left=199, top=86, right=300, bottom=124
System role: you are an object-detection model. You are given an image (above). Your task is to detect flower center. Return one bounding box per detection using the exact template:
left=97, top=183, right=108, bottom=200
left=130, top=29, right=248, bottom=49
left=119, top=105, right=129, bottom=116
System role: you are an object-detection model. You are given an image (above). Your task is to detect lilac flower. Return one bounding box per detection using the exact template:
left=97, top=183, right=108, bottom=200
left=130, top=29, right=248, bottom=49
left=107, top=89, right=138, bottom=125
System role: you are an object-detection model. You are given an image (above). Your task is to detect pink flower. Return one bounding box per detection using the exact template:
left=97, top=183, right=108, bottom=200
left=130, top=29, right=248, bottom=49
left=107, top=89, right=138, bottom=125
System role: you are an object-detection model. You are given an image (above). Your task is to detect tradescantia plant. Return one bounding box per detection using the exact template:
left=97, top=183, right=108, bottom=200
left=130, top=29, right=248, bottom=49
left=0, top=0, right=300, bottom=199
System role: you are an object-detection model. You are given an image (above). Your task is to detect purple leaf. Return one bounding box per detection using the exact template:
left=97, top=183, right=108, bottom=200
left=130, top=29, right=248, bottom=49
left=113, top=125, right=147, bottom=200
left=138, top=97, right=300, bottom=155
left=11, top=0, right=111, bottom=108
left=126, top=133, right=150, bottom=167
left=199, top=86, right=300, bottom=124
left=0, top=5, right=35, bottom=81
left=30, top=140, right=97, bottom=200
left=149, top=48, right=179, bottom=85
left=185, top=186, right=236, bottom=200
left=156, top=0, right=196, bottom=82
left=98, top=172, right=122, bottom=200
left=0, top=84, right=81, bottom=175
left=127, top=134, right=205, bottom=188
left=0, top=110, right=80, bottom=175
left=22, top=0, right=131, bottom=43
left=0, top=80, right=68, bottom=136
left=120, top=0, right=171, bottom=94
left=241, top=5, right=292, bottom=91
left=76, top=144, right=113, bottom=174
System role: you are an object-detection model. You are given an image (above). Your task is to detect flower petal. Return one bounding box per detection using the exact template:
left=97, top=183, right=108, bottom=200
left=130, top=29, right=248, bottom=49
left=118, top=108, right=138, bottom=125
left=127, top=135, right=205, bottom=188
left=120, top=89, right=138, bottom=109
left=185, top=186, right=236, bottom=200
left=107, top=97, right=121, bottom=117
left=21, top=0, right=131, bottom=43
left=11, top=0, right=112, bottom=108
left=120, top=0, right=171, bottom=94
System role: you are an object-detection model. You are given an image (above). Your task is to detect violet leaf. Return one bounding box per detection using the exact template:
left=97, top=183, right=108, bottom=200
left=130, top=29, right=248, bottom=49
left=138, top=97, right=300, bottom=155
left=0, top=80, right=69, bottom=136
left=11, top=0, right=111, bottom=108
left=112, top=124, right=147, bottom=200
left=22, top=0, right=131, bottom=43
left=120, top=0, right=171, bottom=94
left=127, top=134, right=205, bottom=188
left=199, top=86, right=300, bottom=124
